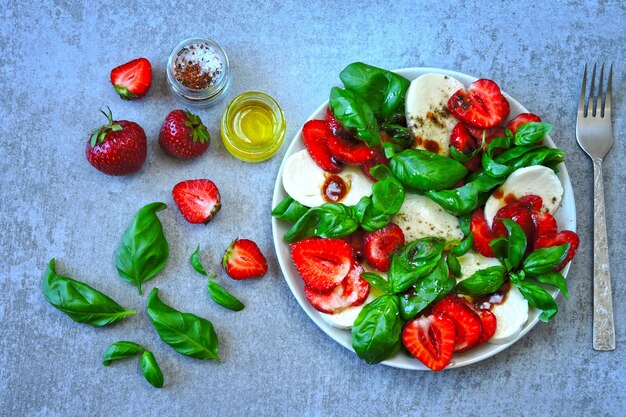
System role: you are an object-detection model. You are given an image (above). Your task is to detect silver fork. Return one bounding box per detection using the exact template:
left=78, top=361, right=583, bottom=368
left=576, top=63, right=615, bottom=351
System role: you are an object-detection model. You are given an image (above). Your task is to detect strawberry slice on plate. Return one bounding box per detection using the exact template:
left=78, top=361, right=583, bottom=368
left=327, top=131, right=375, bottom=165
left=110, top=58, right=152, bottom=100
left=431, top=295, right=483, bottom=352
left=302, top=120, right=343, bottom=173
left=172, top=179, right=221, bottom=224
left=222, top=238, right=268, bottom=279
left=470, top=208, right=497, bottom=257
left=448, top=79, right=510, bottom=129
left=402, top=314, right=456, bottom=371
left=340, top=229, right=366, bottom=262
left=492, top=195, right=542, bottom=244
left=534, top=230, right=580, bottom=271
left=363, top=223, right=405, bottom=272
left=325, top=108, right=349, bottom=138
left=304, top=261, right=370, bottom=314
left=359, top=145, right=390, bottom=181
left=506, top=113, right=541, bottom=135
left=290, top=238, right=354, bottom=292
left=476, top=309, right=497, bottom=344
left=532, top=211, right=558, bottom=238
left=450, top=122, right=482, bottom=171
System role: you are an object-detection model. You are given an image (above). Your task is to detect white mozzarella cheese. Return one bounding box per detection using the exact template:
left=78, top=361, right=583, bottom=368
left=488, top=285, right=529, bottom=344
left=393, top=195, right=464, bottom=243
left=456, top=251, right=502, bottom=284
left=405, top=74, right=465, bottom=156
left=282, top=149, right=373, bottom=207
left=320, top=294, right=375, bottom=330
left=484, top=165, right=564, bottom=227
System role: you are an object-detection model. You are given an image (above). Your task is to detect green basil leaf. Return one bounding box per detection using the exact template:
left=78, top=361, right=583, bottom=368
left=359, top=165, right=405, bottom=232
left=533, top=272, right=569, bottom=299
left=494, top=144, right=540, bottom=164
left=271, top=197, right=309, bottom=224
left=42, top=259, right=135, bottom=327
left=489, top=236, right=509, bottom=259
left=390, top=149, right=468, bottom=192
left=284, top=203, right=359, bottom=243
left=115, top=202, right=169, bottom=294
left=523, top=244, right=569, bottom=275
left=329, top=87, right=381, bottom=146
left=510, top=273, right=558, bottom=322
left=459, top=214, right=471, bottom=236
left=389, top=238, right=445, bottom=293
left=447, top=254, right=462, bottom=277
left=399, top=259, right=454, bottom=321
left=207, top=278, right=245, bottom=311
left=486, top=135, right=513, bottom=158
left=451, top=233, right=474, bottom=256
left=455, top=266, right=506, bottom=296
left=360, top=272, right=391, bottom=294
left=499, top=219, right=527, bottom=271
left=351, top=295, right=403, bottom=364
left=190, top=245, right=208, bottom=276
left=514, top=122, right=553, bottom=146
left=482, top=152, right=513, bottom=178
left=450, top=142, right=483, bottom=164
left=380, top=122, right=413, bottom=148
left=506, top=147, right=566, bottom=172
left=102, top=341, right=144, bottom=366
left=146, top=288, right=220, bottom=361
left=140, top=351, right=164, bottom=388
left=426, top=173, right=503, bottom=216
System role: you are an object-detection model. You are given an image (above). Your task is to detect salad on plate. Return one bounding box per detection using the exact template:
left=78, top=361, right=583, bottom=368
left=272, top=62, right=579, bottom=371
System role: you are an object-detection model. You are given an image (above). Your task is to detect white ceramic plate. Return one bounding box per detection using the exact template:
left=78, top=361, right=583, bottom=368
left=271, top=67, right=576, bottom=370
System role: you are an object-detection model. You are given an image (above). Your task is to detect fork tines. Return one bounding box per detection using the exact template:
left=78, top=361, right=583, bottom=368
left=579, top=63, right=613, bottom=118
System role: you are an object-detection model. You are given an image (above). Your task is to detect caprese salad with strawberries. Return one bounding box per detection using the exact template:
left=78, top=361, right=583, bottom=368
left=272, top=63, right=579, bottom=370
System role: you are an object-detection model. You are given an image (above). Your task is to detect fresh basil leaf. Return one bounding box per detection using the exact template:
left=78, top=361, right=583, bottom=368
left=390, top=149, right=468, bottom=192
left=190, top=245, right=208, bottom=276
left=102, top=341, right=144, bottom=366
left=455, top=266, right=506, bottom=296
left=499, top=219, right=527, bottom=271
left=389, top=238, right=445, bottom=293
left=486, top=135, right=513, bottom=158
left=427, top=173, right=503, bottom=216
left=514, top=122, right=553, bottom=146
left=447, top=254, right=462, bottom=278
left=115, top=202, right=169, bottom=294
left=399, top=259, right=454, bottom=321
left=380, top=122, right=413, bottom=148
left=360, top=272, right=391, bottom=294
left=450, top=142, right=483, bottom=164
left=494, top=144, right=540, bottom=164
left=459, top=214, right=471, bottom=236
left=523, top=244, right=569, bottom=276
left=329, top=87, right=381, bottom=146
left=284, top=203, right=359, bottom=243
left=489, top=236, right=509, bottom=259
left=380, top=72, right=410, bottom=120
left=140, top=351, right=164, bottom=388
left=451, top=233, right=474, bottom=256
left=146, top=288, right=220, bottom=361
left=482, top=152, right=513, bottom=178
left=207, top=277, right=245, bottom=311
left=42, top=259, right=135, bottom=327
left=510, top=273, right=558, bottom=322
left=506, top=147, right=566, bottom=172
left=359, top=165, right=405, bottom=232
left=271, top=197, right=309, bottom=224
left=352, top=295, right=403, bottom=364
left=533, top=272, right=569, bottom=299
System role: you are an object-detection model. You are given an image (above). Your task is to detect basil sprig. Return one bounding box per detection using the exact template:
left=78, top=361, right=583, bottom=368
left=498, top=219, right=527, bottom=271
left=115, top=202, right=169, bottom=294
left=146, top=288, right=220, bottom=361
left=271, top=197, right=309, bottom=224
left=399, top=258, right=455, bottom=321
left=102, top=341, right=164, bottom=388
left=388, top=238, right=445, bottom=293
left=455, top=266, right=506, bottom=296
left=510, top=272, right=559, bottom=322
left=351, top=295, right=403, bottom=364
left=522, top=244, right=569, bottom=275
left=390, top=149, right=468, bottom=192
left=42, top=259, right=135, bottom=327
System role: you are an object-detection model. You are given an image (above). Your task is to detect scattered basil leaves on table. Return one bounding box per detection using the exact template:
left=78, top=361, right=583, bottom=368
left=190, top=245, right=208, bottom=276
left=140, top=351, right=164, bottom=388
left=42, top=259, right=135, bottom=327
left=207, top=276, right=245, bottom=311
left=351, top=295, right=403, bottom=364
left=102, top=341, right=164, bottom=388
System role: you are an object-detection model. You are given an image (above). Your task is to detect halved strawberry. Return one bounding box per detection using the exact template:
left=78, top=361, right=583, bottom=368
left=477, top=309, right=497, bottom=344
left=492, top=195, right=543, bottom=243
left=534, top=231, right=580, bottom=271
left=431, top=295, right=483, bottom=352
left=110, top=58, right=152, bottom=100
left=172, top=179, right=221, bottom=224
left=304, top=261, right=369, bottom=314
left=290, top=238, right=354, bottom=292
left=470, top=209, right=496, bottom=257
left=363, top=223, right=405, bottom=272
left=222, top=238, right=268, bottom=280
left=532, top=211, right=558, bottom=238
left=359, top=145, right=390, bottom=181
left=327, top=132, right=375, bottom=165
left=402, top=314, right=456, bottom=371
left=448, top=79, right=510, bottom=129
left=506, top=113, right=541, bottom=135
left=340, top=229, right=366, bottom=262
left=450, top=122, right=482, bottom=171
left=302, top=120, right=342, bottom=173
left=325, top=108, right=349, bottom=138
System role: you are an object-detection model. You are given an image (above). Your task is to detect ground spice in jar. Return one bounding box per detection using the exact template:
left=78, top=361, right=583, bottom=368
left=173, top=42, right=224, bottom=90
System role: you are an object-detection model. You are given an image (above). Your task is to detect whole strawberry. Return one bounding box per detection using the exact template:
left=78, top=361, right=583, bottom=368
left=159, top=109, right=210, bottom=159
left=85, top=108, right=147, bottom=176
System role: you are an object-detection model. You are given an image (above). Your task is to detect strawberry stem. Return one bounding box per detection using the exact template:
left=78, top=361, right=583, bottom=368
left=90, top=107, right=123, bottom=146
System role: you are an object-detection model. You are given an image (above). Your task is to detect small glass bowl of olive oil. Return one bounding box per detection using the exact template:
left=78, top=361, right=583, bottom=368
left=220, top=92, right=286, bottom=162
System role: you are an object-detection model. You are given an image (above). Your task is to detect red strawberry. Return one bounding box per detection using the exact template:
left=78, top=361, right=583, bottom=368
left=506, top=113, right=541, bottom=135
left=448, top=79, right=510, bottom=129
left=302, top=120, right=342, bottom=173
left=363, top=223, right=405, bottom=272
left=325, top=107, right=349, bottom=138
left=431, top=295, right=483, bottom=352
left=110, top=58, right=152, bottom=100
left=159, top=110, right=210, bottom=159
left=359, top=145, right=390, bottom=181
left=85, top=108, right=147, bottom=176
left=340, top=230, right=366, bottom=261
left=532, top=211, right=558, bottom=238
left=402, top=314, right=456, bottom=371
left=492, top=195, right=543, bottom=243
left=222, top=238, right=268, bottom=280
left=290, top=238, right=354, bottom=292
left=304, top=261, right=370, bottom=314
left=450, top=122, right=482, bottom=172
left=476, top=309, right=497, bottom=344
left=470, top=209, right=497, bottom=257
left=534, top=231, right=580, bottom=271
left=172, top=179, right=221, bottom=224
left=327, top=132, right=375, bottom=165
left=466, top=125, right=505, bottom=142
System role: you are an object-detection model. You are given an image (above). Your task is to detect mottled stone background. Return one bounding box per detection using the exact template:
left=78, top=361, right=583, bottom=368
left=1, top=1, right=624, bottom=416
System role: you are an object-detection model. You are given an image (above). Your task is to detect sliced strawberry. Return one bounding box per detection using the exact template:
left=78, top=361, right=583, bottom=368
left=290, top=238, right=354, bottom=292
left=327, top=132, right=376, bottom=164
left=359, top=145, right=390, bottom=181
left=110, top=58, right=152, bottom=100
left=476, top=309, right=497, bottom=344
left=448, top=79, right=510, bottom=129
left=402, top=314, right=456, bottom=371
left=533, top=211, right=558, bottom=238
left=506, top=113, right=541, bottom=135
left=470, top=209, right=496, bottom=257
left=302, top=120, right=342, bottom=173
left=325, top=108, right=349, bottom=138
left=340, top=229, right=366, bottom=262
left=492, top=195, right=543, bottom=243
left=304, top=262, right=369, bottom=314
left=466, top=125, right=505, bottom=142
left=431, top=295, right=483, bottom=352
left=222, top=238, right=268, bottom=280
left=450, top=122, right=478, bottom=154
left=363, top=223, right=405, bottom=272
left=534, top=231, right=580, bottom=271
left=172, top=179, right=221, bottom=224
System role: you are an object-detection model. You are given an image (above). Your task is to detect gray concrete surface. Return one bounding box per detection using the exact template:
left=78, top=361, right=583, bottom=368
left=1, top=0, right=625, bottom=416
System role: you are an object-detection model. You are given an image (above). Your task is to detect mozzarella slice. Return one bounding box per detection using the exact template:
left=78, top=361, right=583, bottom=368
left=282, top=149, right=373, bottom=207
left=488, top=285, right=529, bottom=344
left=393, top=195, right=464, bottom=243
left=405, top=74, right=464, bottom=156
left=484, top=165, right=564, bottom=227
left=456, top=251, right=502, bottom=284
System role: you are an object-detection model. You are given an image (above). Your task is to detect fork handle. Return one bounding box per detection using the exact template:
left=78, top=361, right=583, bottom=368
left=592, top=158, right=615, bottom=350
